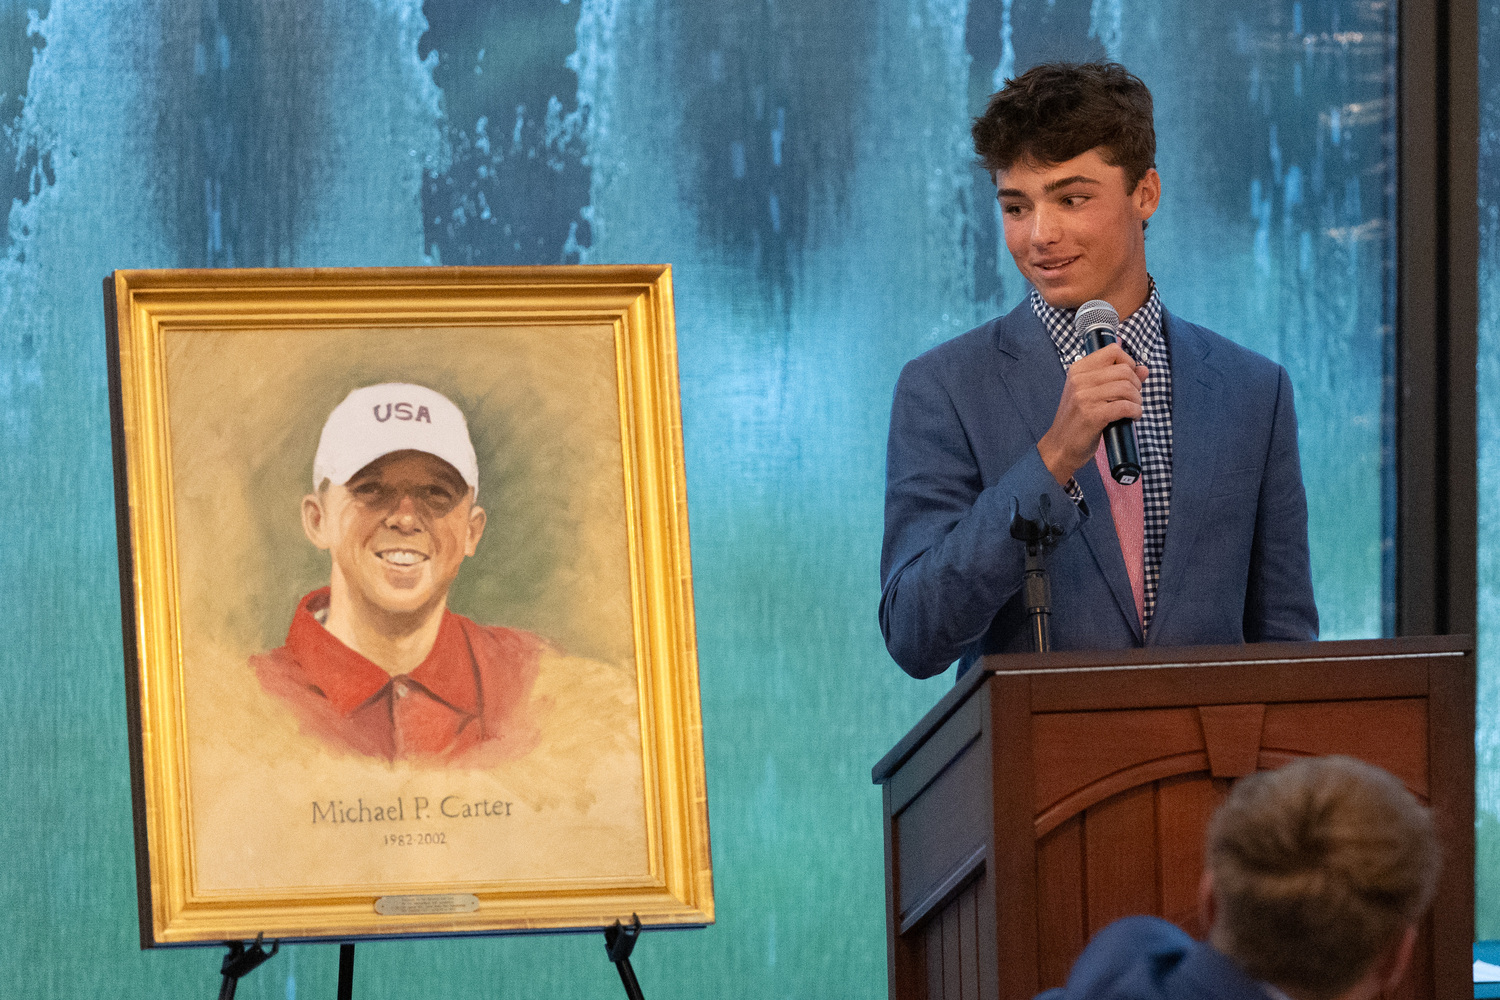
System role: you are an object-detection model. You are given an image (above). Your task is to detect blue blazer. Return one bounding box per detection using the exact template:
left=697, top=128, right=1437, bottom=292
left=1037, top=917, right=1269, bottom=1000
left=880, top=300, right=1318, bottom=678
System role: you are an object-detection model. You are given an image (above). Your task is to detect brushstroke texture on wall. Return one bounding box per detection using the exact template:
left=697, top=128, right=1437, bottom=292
left=1477, top=0, right=1500, bottom=940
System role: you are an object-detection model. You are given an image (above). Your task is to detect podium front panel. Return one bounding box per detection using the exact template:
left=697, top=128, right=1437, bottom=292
left=873, top=638, right=1474, bottom=1000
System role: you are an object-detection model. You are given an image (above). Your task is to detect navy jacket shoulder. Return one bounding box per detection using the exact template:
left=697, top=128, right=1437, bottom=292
left=1037, top=916, right=1269, bottom=1000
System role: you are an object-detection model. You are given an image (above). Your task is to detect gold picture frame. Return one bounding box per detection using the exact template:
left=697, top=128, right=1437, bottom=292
left=105, top=266, right=712, bottom=946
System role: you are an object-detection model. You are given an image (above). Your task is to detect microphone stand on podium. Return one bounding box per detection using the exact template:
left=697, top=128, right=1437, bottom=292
left=1009, top=494, right=1065, bottom=653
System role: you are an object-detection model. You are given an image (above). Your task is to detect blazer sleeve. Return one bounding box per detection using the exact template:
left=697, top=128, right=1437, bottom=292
left=1242, top=366, right=1319, bottom=641
left=879, top=357, right=1084, bottom=678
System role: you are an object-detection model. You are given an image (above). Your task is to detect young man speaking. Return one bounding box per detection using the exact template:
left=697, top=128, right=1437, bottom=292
left=880, top=62, right=1318, bottom=678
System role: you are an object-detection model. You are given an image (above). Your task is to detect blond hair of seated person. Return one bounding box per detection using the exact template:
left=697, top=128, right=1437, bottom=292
left=1041, top=756, right=1440, bottom=1000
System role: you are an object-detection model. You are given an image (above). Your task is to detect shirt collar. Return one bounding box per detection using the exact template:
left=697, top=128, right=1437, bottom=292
left=1029, top=278, right=1164, bottom=368
left=283, top=588, right=480, bottom=717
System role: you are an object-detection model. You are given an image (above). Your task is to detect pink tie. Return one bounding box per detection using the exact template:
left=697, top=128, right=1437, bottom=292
left=1095, top=443, right=1146, bottom=628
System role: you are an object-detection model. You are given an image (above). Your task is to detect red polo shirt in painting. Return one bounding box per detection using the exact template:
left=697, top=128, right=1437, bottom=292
left=252, top=588, right=543, bottom=764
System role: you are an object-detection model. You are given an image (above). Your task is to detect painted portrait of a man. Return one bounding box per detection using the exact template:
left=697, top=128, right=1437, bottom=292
left=111, top=268, right=711, bottom=937
left=252, top=383, right=545, bottom=764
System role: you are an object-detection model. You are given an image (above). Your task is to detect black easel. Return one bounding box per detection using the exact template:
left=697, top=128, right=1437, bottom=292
left=208, top=917, right=650, bottom=998
left=337, top=943, right=355, bottom=1000
left=1009, top=494, right=1066, bottom=653
left=210, top=922, right=649, bottom=999
left=604, top=915, right=647, bottom=1000
left=217, top=935, right=278, bottom=1000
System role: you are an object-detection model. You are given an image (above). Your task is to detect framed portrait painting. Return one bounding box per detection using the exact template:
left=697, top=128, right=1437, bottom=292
left=104, top=266, right=712, bottom=946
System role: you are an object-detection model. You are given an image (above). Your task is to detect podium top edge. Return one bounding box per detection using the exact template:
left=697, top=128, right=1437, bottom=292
left=871, top=636, right=1473, bottom=785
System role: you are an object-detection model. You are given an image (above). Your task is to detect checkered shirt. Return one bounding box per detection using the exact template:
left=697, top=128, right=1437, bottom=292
left=1029, top=282, right=1173, bottom=632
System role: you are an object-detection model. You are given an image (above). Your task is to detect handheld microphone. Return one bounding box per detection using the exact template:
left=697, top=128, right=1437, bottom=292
left=1074, top=299, right=1142, bottom=486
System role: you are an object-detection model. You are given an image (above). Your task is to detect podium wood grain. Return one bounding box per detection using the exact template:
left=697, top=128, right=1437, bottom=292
left=872, top=637, right=1473, bottom=1000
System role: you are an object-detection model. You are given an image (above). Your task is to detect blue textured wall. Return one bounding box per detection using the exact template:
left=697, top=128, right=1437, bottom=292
left=1478, top=0, right=1500, bottom=940
left=0, top=1, right=1406, bottom=996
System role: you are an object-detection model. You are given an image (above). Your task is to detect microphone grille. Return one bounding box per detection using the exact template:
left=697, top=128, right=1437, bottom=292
left=1074, top=299, right=1119, bottom=334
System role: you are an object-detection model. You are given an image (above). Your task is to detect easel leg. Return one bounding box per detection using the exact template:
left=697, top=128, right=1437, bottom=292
left=613, top=958, right=646, bottom=1000
left=604, top=915, right=646, bottom=1000
left=217, top=935, right=278, bottom=1000
left=337, top=943, right=355, bottom=1000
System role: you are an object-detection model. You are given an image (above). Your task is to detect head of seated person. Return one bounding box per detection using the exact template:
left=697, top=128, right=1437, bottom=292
left=1202, top=755, right=1441, bottom=1000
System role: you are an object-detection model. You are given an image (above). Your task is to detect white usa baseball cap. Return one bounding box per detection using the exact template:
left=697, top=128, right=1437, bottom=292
left=312, top=383, right=479, bottom=497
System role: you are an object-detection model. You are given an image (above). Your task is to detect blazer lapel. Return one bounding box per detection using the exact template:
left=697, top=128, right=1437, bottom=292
left=992, top=303, right=1143, bottom=641
left=1149, top=311, right=1221, bottom=642
left=990, top=301, right=1067, bottom=443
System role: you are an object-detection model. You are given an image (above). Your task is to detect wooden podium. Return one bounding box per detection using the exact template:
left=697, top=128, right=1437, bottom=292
left=871, top=637, right=1473, bottom=1000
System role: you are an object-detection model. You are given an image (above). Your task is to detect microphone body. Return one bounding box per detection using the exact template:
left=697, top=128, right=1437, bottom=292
left=1074, top=300, right=1142, bottom=486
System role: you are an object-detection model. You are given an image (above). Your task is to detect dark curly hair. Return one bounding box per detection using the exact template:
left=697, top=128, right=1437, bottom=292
left=972, top=62, right=1156, bottom=190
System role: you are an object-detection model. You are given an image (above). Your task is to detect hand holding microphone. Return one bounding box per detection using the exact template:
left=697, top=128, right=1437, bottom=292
left=1036, top=299, right=1147, bottom=487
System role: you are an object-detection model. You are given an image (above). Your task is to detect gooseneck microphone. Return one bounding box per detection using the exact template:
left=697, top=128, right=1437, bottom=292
left=1074, top=299, right=1142, bottom=486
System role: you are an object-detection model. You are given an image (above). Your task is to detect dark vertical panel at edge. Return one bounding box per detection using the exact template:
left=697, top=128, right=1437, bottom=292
left=884, top=779, right=897, bottom=998
left=886, top=780, right=919, bottom=999
left=1398, top=0, right=1479, bottom=636
left=927, top=918, right=945, bottom=999
left=1397, top=0, right=1439, bottom=634
left=976, top=684, right=998, bottom=1000
left=1445, top=0, right=1480, bottom=639
left=102, top=274, right=153, bottom=950
left=1152, top=782, right=1164, bottom=915
left=959, top=884, right=979, bottom=1000
left=991, top=674, right=1037, bottom=1000
left=942, top=906, right=961, bottom=998
left=1428, top=651, right=1476, bottom=993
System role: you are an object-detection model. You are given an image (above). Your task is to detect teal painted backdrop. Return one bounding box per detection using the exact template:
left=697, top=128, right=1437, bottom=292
left=0, top=0, right=1418, bottom=996
left=1477, top=0, right=1500, bottom=941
